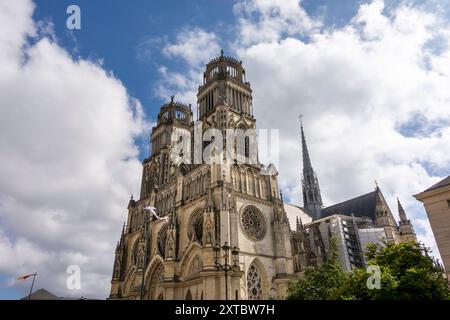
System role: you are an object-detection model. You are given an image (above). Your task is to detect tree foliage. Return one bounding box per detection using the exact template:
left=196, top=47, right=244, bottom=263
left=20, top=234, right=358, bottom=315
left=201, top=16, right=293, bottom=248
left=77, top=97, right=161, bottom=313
left=287, top=240, right=450, bottom=300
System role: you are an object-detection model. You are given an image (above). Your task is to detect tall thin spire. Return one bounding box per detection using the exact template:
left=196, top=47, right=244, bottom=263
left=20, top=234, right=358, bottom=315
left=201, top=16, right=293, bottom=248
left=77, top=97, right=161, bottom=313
left=397, top=198, right=408, bottom=222
left=301, top=122, right=313, bottom=172
left=299, top=117, right=323, bottom=220
left=397, top=197, right=416, bottom=240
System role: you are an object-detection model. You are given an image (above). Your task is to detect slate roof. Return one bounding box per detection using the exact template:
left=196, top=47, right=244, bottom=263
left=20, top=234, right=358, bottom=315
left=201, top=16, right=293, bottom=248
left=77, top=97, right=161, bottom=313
left=322, top=190, right=378, bottom=221
left=424, top=176, right=450, bottom=192
left=20, top=288, right=61, bottom=300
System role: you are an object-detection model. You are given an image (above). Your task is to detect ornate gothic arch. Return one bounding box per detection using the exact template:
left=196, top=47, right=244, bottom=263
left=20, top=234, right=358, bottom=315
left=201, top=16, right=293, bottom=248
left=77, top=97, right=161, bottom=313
left=246, top=258, right=269, bottom=300
left=144, top=256, right=165, bottom=300
left=188, top=209, right=204, bottom=243
left=157, top=223, right=169, bottom=258
left=179, top=242, right=202, bottom=278
left=185, top=255, right=203, bottom=278
left=122, top=265, right=137, bottom=297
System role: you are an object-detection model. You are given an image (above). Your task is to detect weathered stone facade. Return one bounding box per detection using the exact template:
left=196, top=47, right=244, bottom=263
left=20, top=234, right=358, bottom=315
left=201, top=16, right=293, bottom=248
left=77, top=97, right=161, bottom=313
left=109, top=53, right=417, bottom=300
left=109, top=53, right=310, bottom=300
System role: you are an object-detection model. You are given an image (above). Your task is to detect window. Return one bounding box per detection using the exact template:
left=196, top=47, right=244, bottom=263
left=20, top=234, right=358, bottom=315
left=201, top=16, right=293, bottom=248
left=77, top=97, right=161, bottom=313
left=247, top=264, right=263, bottom=300
left=157, top=224, right=168, bottom=257
left=244, top=136, right=250, bottom=158
left=176, top=110, right=186, bottom=120
left=188, top=210, right=204, bottom=243
left=447, top=200, right=450, bottom=208
left=240, top=206, right=266, bottom=240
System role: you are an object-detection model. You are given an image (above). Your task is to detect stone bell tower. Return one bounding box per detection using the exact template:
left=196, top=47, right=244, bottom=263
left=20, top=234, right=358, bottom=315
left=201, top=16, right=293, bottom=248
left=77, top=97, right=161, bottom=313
left=198, top=49, right=254, bottom=127
left=140, top=98, right=192, bottom=201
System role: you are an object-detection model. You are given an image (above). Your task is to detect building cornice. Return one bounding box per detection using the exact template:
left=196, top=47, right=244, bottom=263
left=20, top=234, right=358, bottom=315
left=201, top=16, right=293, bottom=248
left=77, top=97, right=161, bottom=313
left=414, top=184, right=450, bottom=202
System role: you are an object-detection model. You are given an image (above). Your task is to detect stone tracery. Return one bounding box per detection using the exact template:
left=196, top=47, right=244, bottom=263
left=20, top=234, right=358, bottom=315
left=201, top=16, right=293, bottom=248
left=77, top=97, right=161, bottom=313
left=240, top=206, right=266, bottom=240
left=247, top=263, right=263, bottom=300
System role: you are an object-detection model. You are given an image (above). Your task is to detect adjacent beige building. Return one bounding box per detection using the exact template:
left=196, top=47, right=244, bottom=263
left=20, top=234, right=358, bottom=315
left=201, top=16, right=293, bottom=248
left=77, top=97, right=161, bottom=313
left=414, top=176, right=450, bottom=278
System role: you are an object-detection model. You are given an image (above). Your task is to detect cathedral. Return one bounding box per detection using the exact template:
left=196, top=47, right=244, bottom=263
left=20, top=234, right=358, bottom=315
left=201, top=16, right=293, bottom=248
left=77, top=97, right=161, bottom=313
left=109, top=52, right=416, bottom=300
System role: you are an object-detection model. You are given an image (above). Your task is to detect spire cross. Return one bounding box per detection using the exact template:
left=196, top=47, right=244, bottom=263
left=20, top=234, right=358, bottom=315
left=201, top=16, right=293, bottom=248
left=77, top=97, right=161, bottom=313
left=298, top=114, right=303, bottom=127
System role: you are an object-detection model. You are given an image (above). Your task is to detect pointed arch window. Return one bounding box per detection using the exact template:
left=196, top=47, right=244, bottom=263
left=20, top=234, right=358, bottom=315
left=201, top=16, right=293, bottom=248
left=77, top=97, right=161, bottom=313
left=244, top=136, right=250, bottom=158
left=157, top=224, right=168, bottom=257
left=247, top=263, right=263, bottom=300
left=188, top=210, right=204, bottom=243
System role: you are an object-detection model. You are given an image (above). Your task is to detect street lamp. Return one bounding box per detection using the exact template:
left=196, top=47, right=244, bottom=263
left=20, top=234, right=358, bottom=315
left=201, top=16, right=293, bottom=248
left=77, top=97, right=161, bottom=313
left=214, top=242, right=240, bottom=300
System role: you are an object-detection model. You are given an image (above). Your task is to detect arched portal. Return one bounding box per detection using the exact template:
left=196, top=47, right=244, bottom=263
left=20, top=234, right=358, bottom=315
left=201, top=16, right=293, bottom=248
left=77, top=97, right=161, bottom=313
left=185, top=289, right=193, bottom=300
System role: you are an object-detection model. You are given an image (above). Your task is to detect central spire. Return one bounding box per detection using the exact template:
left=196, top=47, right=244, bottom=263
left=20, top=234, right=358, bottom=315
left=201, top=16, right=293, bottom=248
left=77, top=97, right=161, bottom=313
left=300, top=119, right=323, bottom=220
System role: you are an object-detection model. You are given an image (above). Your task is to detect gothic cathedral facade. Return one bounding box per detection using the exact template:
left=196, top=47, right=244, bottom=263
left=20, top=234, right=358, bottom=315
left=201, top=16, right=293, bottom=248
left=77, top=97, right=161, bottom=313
left=109, top=53, right=416, bottom=300
left=109, top=53, right=300, bottom=300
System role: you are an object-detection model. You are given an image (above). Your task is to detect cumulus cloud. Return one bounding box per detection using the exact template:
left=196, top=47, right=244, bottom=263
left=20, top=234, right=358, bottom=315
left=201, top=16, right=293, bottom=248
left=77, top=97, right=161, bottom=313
left=155, top=27, right=221, bottom=110
left=159, top=0, right=450, bottom=261
left=235, top=0, right=450, bottom=259
left=3, top=0, right=449, bottom=299
left=233, top=0, right=321, bottom=46
left=0, top=0, right=147, bottom=298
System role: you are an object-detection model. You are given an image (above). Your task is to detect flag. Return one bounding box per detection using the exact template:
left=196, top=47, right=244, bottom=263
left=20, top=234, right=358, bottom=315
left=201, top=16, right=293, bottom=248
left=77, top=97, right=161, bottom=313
left=17, top=273, right=36, bottom=281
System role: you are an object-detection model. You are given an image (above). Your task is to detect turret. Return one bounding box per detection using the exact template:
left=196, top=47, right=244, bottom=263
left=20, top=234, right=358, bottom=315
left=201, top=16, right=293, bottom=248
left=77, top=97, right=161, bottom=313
left=397, top=198, right=417, bottom=242
left=140, top=98, right=192, bottom=199
left=198, top=50, right=253, bottom=121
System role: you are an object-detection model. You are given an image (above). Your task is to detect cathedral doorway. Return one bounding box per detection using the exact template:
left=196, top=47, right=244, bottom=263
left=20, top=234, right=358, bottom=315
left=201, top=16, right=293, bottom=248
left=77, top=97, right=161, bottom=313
left=185, top=289, right=193, bottom=300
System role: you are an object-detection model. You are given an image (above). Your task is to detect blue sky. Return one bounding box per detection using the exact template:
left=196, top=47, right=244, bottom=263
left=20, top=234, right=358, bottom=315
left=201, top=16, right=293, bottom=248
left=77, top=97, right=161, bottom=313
left=1, top=0, right=450, bottom=299
left=33, top=0, right=238, bottom=160
left=31, top=0, right=365, bottom=162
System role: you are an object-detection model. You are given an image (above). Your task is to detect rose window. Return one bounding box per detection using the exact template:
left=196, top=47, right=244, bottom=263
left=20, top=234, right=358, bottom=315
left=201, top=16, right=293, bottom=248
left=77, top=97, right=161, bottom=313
left=240, top=206, right=266, bottom=240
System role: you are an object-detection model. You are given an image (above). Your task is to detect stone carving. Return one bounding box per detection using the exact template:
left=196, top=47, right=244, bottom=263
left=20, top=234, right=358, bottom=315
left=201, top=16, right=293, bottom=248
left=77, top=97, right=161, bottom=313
left=240, top=206, right=266, bottom=240
left=247, top=264, right=263, bottom=300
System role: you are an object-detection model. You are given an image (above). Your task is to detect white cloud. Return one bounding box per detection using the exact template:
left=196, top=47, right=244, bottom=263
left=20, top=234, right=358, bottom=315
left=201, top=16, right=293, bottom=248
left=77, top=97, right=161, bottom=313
left=3, top=0, right=449, bottom=299
left=0, top=0, right=148, bottom=298
left=159, top=0, right=450, bottom=260
left=155, top=27, right=221, bottom=112
left=233, top=0, right=321, bottom=46
left=234, top=0, right=450, bottom=259
left=163, top=27, right=221, bottom=67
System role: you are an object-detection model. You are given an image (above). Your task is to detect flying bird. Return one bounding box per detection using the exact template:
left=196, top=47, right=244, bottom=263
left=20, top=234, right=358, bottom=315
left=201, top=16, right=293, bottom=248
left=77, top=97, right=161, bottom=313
left=144, top=206, right=169, bottom=221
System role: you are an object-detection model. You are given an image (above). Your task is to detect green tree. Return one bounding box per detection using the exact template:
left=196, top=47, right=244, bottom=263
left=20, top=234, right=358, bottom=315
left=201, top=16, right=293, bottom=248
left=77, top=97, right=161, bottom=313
left=287, top=240, right=450, bottom=300
left=338, top=241, right=450, bottom=300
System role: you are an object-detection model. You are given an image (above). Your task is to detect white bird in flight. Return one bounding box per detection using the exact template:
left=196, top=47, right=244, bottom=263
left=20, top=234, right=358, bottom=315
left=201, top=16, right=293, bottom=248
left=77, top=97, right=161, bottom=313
left=144, top=206, right=169, bottom=221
